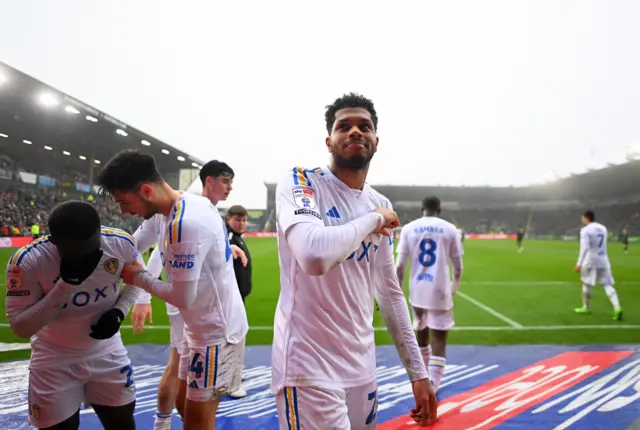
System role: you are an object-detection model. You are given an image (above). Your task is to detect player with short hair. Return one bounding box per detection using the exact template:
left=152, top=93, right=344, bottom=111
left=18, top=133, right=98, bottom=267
left=5, top=200, right=142, bottom=430
left=516, top=226, right=525, bottom=252
left=621, top=228, right=629, bottom=255
left=574, top=210, right=623, bottom=321
left=395, top=196, right=464, bottom=394
left=272, top=93, right=437, bottom=429
left=95, top=150, right=248, bottom=430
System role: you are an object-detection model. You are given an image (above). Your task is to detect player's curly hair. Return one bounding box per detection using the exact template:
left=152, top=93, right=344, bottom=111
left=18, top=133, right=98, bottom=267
left=95, top=149, right=163, bottom=197
left=325, top=93, right=378, bottom=135
left=48, top=200, right=101, bottom=240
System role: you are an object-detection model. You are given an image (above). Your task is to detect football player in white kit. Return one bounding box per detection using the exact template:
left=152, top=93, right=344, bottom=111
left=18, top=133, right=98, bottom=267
left=395, top=196, right=464, bottom=394
left=272, top=93, right=437, bottom=429
left=574, top=210, right=623, bottom=321
left=95, top=150, right=248, bottom=430
left=130, top=160, right=247, bottom=429
left=4, top=201, right=142, bottom=429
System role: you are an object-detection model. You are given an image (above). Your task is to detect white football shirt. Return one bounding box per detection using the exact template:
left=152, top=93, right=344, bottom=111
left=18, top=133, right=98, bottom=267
left=396, top=216, right=464, bottom=310
left=577, top=222, right=610, bottom=268
left=5, top=227, right=139, bottom=368
left=271, top=166, right=398, bottom=391
left=160, top=191, right=248, bottom=347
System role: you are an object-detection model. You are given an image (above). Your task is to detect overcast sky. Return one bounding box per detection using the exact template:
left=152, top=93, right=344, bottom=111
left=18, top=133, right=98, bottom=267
left=1, top=0, right=639, bottom=209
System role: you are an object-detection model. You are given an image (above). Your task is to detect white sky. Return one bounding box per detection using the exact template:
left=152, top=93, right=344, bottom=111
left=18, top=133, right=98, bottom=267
left=1, top=0, right=639, bottom=209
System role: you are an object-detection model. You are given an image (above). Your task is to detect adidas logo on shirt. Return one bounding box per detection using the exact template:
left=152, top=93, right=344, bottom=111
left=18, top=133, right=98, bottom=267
left=326, top=206, right=341, bottom=218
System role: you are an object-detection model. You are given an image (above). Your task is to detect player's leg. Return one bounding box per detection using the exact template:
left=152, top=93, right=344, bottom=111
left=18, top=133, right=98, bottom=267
left=345, top=379, right=379, bottom=429
left=182, top=338, right=246, bottom=429
left=275, top=386, right=350, bottom=430
left=598, top=268, right=622, bottom=320
left=426, top=309, right=454, bottom=392
left=154, top=313, right=185, bottom=429
left=575, top=266, right=595, bottom=313
left=85, top=348, right=137, bottom=430
left=28, top=366, right=85, bottom=429
left=412, top=307, right=432, bottom=371
left=176, top=337, right=190, bottom=419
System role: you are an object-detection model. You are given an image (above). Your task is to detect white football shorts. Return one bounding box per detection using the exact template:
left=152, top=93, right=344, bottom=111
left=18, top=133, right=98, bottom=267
left=28, top=347, right=135, bottom=428
left=178, top=337, right=246, bottom=402
left=412, top=306, right=455, bottom=332
left=581, top=266, right=615, bottom=287
left=275, top=379, right=379, bottom=430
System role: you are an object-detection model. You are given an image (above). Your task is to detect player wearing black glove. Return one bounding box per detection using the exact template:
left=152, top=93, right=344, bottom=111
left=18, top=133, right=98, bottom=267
left=59, top=248, right=104, bottom=285
left=90, top=308, right=125, bottom=340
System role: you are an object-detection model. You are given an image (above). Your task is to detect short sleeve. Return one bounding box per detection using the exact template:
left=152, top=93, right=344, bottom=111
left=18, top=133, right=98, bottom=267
left=275, top=168, right=324, bottom=235
left=167, top=199, right=205, bottom=282
left=449, top=228, right=464, bottom=258
left=5, top=252, right=42, bottom=314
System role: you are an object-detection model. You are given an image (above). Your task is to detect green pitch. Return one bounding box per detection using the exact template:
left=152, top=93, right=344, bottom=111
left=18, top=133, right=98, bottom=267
left=1, top=238, right=638, bottom=362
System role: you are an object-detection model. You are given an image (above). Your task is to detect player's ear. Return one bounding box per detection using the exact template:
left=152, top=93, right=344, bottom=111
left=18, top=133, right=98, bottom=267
left=140, top=183, right=153, bottom=199
left=325, top=136, right=333, bottom=153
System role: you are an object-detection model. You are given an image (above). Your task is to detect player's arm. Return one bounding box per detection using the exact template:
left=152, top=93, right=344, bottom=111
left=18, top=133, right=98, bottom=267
left=276, top=171, right=385, bottom=276
left=134, top=245, right=164, bottom=306
left=395, top=228, right=409, bottom=288
left=132, top=219, right=161, bottom=305
left=576, top=228, right=589, bottom=268
left=449, top=230, right=464, bottom=293
left=5, top=257, right=75, bottom=339
left=126, top=219, right=205, bottom=309
left=374, top=228, right=429, bottom=383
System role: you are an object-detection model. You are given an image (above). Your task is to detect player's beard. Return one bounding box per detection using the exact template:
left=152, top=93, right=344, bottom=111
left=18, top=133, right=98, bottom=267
left=140, top=199, right=162, bottom=220
left=333, top=149, right=375, bottom=171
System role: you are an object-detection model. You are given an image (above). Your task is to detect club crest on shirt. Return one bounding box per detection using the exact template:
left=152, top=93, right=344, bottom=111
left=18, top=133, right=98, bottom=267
left=292, top=187, right=316, bottom=209
left=104, top=258, right=119, bottom=275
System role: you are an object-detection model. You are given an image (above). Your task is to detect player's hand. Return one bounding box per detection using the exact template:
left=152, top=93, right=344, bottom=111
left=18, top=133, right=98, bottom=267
left=231, top=245, right=248, bottom=267
left=60, top=249, right=104, bottom=285
left=131, top=303, right=153, bottom=334
left=410, top=378, right=438, bottom=426
left=90, top=308, right=125, bottom=340
left=373, top=207, right=400, bottom=237
left=574, top=265, right=581, bottom=272
left=122, top=260, right=145, bottom=285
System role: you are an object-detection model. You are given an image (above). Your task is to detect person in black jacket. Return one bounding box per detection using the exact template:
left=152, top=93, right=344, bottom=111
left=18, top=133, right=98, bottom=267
left=226, top=205, right=252, bottom=302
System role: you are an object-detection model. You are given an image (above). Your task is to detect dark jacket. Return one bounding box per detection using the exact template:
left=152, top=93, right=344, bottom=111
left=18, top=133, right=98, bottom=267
left=226, top=224, right=252, bottom=300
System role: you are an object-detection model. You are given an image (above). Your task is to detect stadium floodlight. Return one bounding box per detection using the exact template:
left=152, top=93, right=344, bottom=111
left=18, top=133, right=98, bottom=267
left=191, top=162, right=198, bottom=168
left=141, top=139, right=151, bottom=146
left=0, top=133, right=7, bottom=138
left=64, top=105, right=80, bottom=115
left=39, top=92, right=59, bottom=107
left=94, top=159, right=101, bottom=164
left=86, top=115, right=98, bottom=122
left=161, top=149, right=170, bottom=154
left=79, top=155, right=87, bottom=160
left=116, top=129, right=128, bottom=136
left=23, top=139, right=32, bottom=145
left=177, top=156, right=185, bottom=161
left=44, top=145, right=52, bottom=151
left=62, top=151, right=70, bottom=155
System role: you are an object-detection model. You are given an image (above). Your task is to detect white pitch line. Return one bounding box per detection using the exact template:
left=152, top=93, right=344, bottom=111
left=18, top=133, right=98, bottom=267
left=1, top=323, right=639, bottom=332
left=455, top=291, right=524, bottom=328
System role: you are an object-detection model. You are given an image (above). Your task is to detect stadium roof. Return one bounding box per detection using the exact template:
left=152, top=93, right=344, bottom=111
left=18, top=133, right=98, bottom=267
left=0, top=61, right=205, bottom=171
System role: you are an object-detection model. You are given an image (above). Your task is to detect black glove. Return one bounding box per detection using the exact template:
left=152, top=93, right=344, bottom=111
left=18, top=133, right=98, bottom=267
left=90, top=308, right=125, bottom=340
left=60, top=249, right=104, bottom=285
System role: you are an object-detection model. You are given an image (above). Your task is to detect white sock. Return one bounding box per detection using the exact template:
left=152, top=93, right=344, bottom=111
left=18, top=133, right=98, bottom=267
left=428, top=356, right=447, bottom=392
left=582, top=284, right=592, bottom=309
left=603, top=285, right=620, bottom=309
left=154, top=411, right=172, bottom=430
left=420, top=345, right=431, bottom=370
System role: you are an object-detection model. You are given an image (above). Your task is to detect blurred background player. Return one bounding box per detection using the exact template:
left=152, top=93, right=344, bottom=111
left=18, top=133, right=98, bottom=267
left=96, top=150, right=248, bottom=430
left=574, top=210, right=623, bottom=321
left=5, top=200, right=142, bottom=430
left=128, top=158, right=247, bottom=429
left=271, top=93, right=437, bottom=429
left=225, top=205, right=252, bottom=304
left=516, top=226, right=525, bottom=252
left=620, top=227, right=630, bottom=255
left=395, top=196, right=464, bottom=394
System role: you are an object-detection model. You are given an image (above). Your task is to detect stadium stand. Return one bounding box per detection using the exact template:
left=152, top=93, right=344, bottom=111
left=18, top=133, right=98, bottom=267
left=263, top=160, right=640, bottom=239
left=0, top=61, right=205, bottom=239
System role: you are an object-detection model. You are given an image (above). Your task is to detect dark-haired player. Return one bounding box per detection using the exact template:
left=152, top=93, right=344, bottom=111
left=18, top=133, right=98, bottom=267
left=621, top=228, right=629, bottom=255
left=271, top=93, right=436, bottom=429
left=516, top=227, right=525, bottom=252
left=574, top=210, right=623, bottom=321
left=395, top=196, right=464, bottom=394
left=95, top=150, right=248, bottom=430
left=5, top=200, right=142, bottom=430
